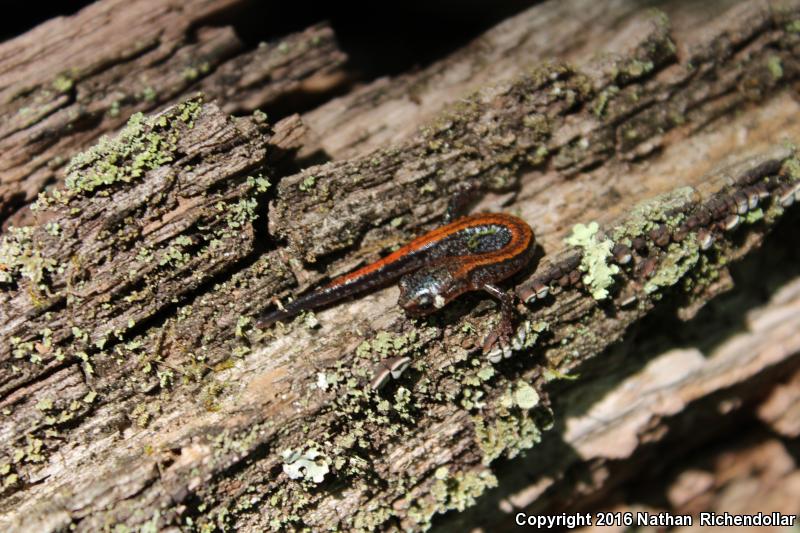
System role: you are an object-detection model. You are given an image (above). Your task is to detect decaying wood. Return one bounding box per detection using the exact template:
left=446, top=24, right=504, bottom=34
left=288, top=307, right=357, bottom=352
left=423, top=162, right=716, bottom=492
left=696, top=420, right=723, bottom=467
left=0, top=0, right=349, bottom=227
left=1, top=0, right=800, bottom=531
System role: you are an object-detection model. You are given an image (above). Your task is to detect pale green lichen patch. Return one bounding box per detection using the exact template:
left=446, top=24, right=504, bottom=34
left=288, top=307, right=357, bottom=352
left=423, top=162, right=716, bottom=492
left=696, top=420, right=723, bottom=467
left=473, top=411, right=544, bottom=465
left=409, top=469, right=498, bottom=530
left=355, top=330, right=419, bottom=359
left=431, top=468, right=497, bottom=512
left=644, top=234, right=700, bottom=294
left=513, top=381, right=540, bottom=409
left=783, top=156, right=800, bottom=181
left=281, top=448, right=330, bottom=483
left=52, top=74, right=74, bottom=93
left=743, top=208, right=764, bottom=224
left=298, top=175, right=316, bottom=192
left=0, top=226, right=57, bottom=288
left=611, top=186, right=696, bottom=240
left=566, top=222, right=619, bottom=299
left=63, top=99, right=202, bottom=196
left=593, top=85, right=620, bottom=118
left=766, top=56, right=783, bottom=80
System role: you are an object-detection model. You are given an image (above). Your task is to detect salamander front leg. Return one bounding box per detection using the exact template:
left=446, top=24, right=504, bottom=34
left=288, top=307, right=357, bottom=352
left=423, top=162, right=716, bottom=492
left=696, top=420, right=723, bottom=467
left=481, top=283, right=516, bottom=362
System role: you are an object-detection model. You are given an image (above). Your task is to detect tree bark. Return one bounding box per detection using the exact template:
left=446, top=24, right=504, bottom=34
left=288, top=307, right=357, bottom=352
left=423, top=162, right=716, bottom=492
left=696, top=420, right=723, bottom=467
left=1, top=0, right=800, bottom=531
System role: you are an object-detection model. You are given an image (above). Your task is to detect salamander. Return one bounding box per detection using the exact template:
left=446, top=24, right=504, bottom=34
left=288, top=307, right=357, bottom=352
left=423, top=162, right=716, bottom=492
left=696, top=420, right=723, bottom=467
left=257, top=213, right=535, bottom=374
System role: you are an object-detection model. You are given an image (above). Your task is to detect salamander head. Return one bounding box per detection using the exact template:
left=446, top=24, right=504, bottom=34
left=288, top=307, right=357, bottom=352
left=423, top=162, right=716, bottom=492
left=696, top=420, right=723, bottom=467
left=398, top=264, right=467, bottom=316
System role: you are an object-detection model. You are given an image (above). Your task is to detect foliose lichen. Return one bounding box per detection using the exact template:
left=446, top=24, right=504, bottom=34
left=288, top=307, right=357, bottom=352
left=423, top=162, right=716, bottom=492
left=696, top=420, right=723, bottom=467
left=566, top=221, right=619, bottom=299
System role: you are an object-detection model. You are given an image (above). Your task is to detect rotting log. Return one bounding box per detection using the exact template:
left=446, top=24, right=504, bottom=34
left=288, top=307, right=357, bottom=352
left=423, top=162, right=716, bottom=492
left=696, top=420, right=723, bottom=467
left=1, top=0, right=800, bottom=532
left=0, top=0, right=349, bottom=228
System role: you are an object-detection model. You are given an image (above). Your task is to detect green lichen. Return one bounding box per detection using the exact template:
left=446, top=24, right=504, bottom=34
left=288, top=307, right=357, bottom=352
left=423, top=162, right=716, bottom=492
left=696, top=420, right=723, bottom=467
left=543, top=367, right=580, bottom=382
left=182, top=67, right=200, bottom=81
left=766, top=56, right=783, bottom=80
left=618, top=59, right=654, bottom=81
left=35, top=398, right=54, bottom=411
left=593, top=85, right=620, bottom=117
left=0, top=226, right=57, bottom=288
left=783, top=157, right=800, bottom=181
left=513, top=381, right=540, bottom=409
left=235, top=316, right=251, bottom=338
left=63, top=99, right=201, bottom=195
left=352, top=504, right=394, bottom=532
left=224, top=198, right=258, bottom=229
left=644, top=235, right=700, bottom=294
left=743, top=208, right=764, bottom=224
left=107, top=100, right=121, bottom=118
left=356, top=330, right=418, bottom=359
left=281, top=448, right=329, bottom=483
left=52, top=74, right=74, bottom=93
left=431, top=469, right=497, bottom=512
left=246, top=174, right=271, bottom=193
left=566, top=222, right=619, bottom=299
left=141, top=86, right=157, bottom=102
left=298, top=175, right=317, bottom=192
left=611, top=186, right=695, bottom=240
left=252, top=109, right=268, bottom=124
left=473, top=410, right=544, bottom=465
left=409, top=469, right=498, bottom=530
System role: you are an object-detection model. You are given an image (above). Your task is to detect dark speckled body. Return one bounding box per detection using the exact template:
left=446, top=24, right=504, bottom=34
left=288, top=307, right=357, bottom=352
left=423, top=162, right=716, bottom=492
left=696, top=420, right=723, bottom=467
left=256, top=213, right=535, bottom=327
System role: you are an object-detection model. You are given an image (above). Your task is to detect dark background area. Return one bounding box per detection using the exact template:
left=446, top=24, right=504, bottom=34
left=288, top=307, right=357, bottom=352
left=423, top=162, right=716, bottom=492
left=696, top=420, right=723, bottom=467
left=1, top=0, right=536, bottom=78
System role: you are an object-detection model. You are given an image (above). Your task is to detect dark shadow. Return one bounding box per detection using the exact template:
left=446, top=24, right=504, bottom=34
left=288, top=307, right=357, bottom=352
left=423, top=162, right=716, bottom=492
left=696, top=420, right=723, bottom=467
left=0, top=1, right=94, bottom=41
left=232, top=1, right=540, bottom=79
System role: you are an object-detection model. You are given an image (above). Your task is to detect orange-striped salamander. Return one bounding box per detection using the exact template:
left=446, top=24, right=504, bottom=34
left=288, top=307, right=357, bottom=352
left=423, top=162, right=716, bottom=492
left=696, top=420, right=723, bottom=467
left=257, top=213, right=536, bottom=380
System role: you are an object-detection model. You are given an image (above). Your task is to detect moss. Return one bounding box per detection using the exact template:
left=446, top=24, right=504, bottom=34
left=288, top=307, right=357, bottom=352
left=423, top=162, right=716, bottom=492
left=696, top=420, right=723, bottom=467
left=788, top=20, right=800, bottom=33
left=566, top=222, right=619, bottom=299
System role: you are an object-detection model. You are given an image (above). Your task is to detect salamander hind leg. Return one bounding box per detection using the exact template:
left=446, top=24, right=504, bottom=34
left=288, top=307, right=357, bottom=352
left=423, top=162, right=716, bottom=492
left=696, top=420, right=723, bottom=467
left=481, top=283, right=517, bottom=363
